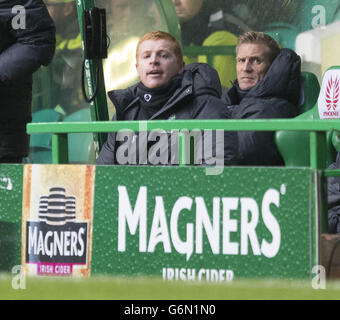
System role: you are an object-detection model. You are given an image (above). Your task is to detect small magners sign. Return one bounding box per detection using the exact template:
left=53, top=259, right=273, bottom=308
left=22, top=165, right=95, bottom=277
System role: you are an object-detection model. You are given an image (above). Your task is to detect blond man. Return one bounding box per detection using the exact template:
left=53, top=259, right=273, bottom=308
left=223, top=31, right=301, bottom=166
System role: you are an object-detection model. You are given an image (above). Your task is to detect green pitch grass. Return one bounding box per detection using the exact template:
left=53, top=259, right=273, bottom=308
left=1, top=274, right=340, bottom=300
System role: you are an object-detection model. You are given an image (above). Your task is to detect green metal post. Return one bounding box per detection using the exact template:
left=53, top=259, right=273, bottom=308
left=178, top=131, right=185, bottom=166
left=52, top=133, right=69, bottom=164
left=310, top=131, right=328, bottom=170
left=75, top=0, right=109, bottom=155
left=156, top=0, right=182, bottom=42
left=309, top=131, right=328, bottom=272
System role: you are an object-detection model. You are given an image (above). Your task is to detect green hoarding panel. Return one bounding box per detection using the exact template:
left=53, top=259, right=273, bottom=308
left=92, top=166, right=313, bottom=280
left=0, top=164, right=315, bottom=279
left=0, top=165, right=23, bottom=271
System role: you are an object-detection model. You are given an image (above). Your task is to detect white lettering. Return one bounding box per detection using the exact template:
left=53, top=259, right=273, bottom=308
left=44, top=231, right=53, bottom=258
left=117, top=186, right=282, bottom=260
left=261, top=189, right=281, bottom=258
left=37, top=230, right=45, bottom=256
left=70, top=231, right=78, bottom=256
left=78, top=227, right=85, bottom=256
left=195, top=197, right=220, bottom=254
left=28, top=228, right=86, bottom=259
left=54, top=230, right=63, bottom=256
left=147, top=196, right=171, bottom=253
left=170, top=196, right=193, bottom=261
left=222, top=197, right=239, bottom=255
left=28, top=226, right=38, bottom=255
left=240, top=198, right=261, bottom=255
left=64, top=231, right=71, bottom=256
left=118, top=186, right=147, bottom=252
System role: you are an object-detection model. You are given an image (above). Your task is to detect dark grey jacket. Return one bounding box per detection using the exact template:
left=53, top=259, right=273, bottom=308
left=223, top=48, right=301, bottom=166
left=328, top=152, right=340, bottom=233
left=0, top=0, right=55, bottom=158
left=96, top=63, right=238, bottom=165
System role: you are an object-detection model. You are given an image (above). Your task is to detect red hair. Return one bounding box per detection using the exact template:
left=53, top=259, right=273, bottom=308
left=136, top=30, right=184, bottom=68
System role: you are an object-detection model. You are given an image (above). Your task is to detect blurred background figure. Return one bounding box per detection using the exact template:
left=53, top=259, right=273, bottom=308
left=219, top=0, right=340, bottom=82
left=32, top=0, right=85, bottom=117
left=100, top=0, right=162, bottom=41
left=110, top=0, right=134, bottom=37
left=97, top=0, right=163, bottom=118
left=220, top=0, right=301, bottom=35
left=28, top=0, right=94, bottom=164
left=0, top=0, right=55, bottom=163
left=172, top=0, right=238, bottom=88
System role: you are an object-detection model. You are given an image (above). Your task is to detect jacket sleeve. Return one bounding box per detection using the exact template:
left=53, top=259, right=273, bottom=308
left=327, top=152, right=340, bottom=233
left=96, top=114, right=118, bottom=165
left=193, top=96, right=239, bottom=166
left=0, top=0, right=56, bottom=84
left=232, top=100, right=296, bottom=166
left=96, top=132, right=117, bottom=165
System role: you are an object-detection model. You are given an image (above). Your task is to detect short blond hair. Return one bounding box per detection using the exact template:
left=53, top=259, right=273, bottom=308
left=136, top=31, right=184, bottom=68
left=236, top=31, right=281, bottom=63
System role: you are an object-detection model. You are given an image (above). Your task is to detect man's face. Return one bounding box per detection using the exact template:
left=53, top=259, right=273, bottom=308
left=236, top=42, right=272, bottom=91
left=136, top=39, right=184, bottom=89
left=45, top=2, right=73, bottom=27
left=46, top=3, right=64, bottom=23
left=172, top=0, right=204, bottom=23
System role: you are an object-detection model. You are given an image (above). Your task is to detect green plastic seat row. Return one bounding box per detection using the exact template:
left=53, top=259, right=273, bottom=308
left=276, top=66, right=340, bottom=167
left=28, top=108, right=95, bottom=164
left=26, top=109, right=63, bottom=164
left=29, top=69, right=327, bottom=167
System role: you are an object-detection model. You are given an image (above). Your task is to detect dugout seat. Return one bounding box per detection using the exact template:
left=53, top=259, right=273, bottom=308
left=299, top=71, right=321, bottom=114
left=62, top=108, right=95, bottom=164
left=263, top=22, right=299, bottom=50
left=26, top=109, right=63, bottom=163
left=275, top=66, right=340, bottom=167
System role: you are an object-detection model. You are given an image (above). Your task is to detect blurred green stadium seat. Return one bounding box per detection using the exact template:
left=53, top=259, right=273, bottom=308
left=263, top=22, right=299, bottom=50
left=299, top=71, right=320, bottom=114
left=27, top=109, right=63, bottom=164
left=276, top=66, right=340, bottom=167
left=63, top=108, right=95, bottom=164
left=30, top=109, right=63, bottom=148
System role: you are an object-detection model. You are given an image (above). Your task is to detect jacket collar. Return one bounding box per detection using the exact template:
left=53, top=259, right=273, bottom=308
left=109, top=72, right=193, bottom=120
left=108, top=62, right=221, bottom=119
left=149, top=85, right=192, bottom=120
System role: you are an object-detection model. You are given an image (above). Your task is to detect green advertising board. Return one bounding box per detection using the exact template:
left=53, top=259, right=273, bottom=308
left=92, top=166, right=313, bottom=280
left=0, top=164, right=314, bottom=280
left=0, top=165, right=23, bottom=272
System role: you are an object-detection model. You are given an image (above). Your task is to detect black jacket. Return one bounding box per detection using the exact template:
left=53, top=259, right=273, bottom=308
left=223, top=48, right=301, bottom=166
left=328, top=152, right=340, bottom=233
left=0, top=0, right=55, bottom=158
left=96, top=63, right=238, bottom=166
left=180, top=1, right=225, bottom=46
